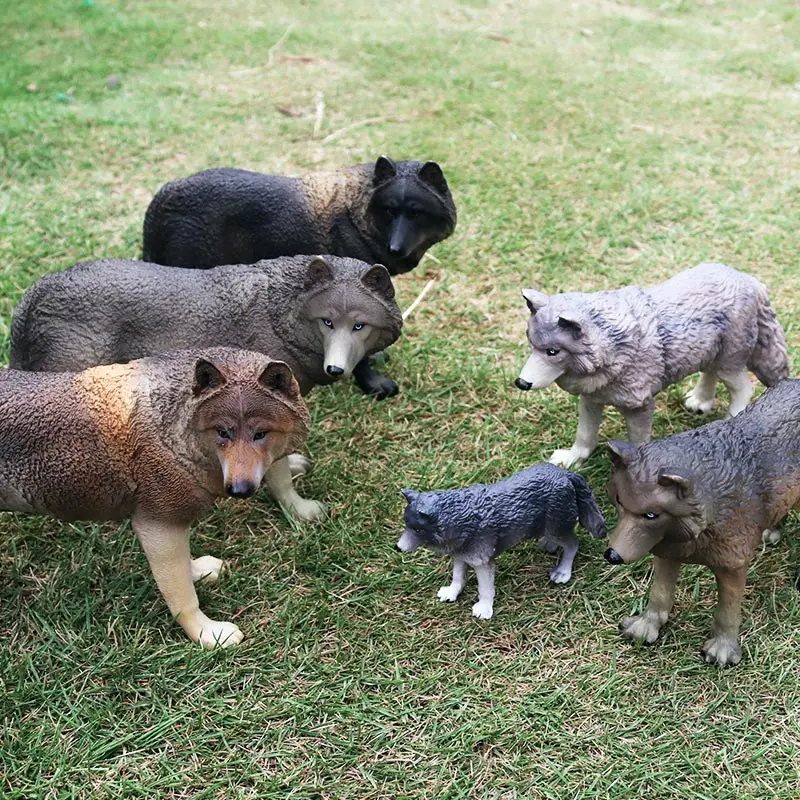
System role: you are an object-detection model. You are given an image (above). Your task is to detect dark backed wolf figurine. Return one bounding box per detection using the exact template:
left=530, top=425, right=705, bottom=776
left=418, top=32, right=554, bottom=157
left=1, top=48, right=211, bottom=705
left=10, top=255, right=402, bottom=403
left=604, top=379, right=800, bottom=667
left=141, top=156, right=457, bottom=398
left=396, top=464, right=607, bottom=620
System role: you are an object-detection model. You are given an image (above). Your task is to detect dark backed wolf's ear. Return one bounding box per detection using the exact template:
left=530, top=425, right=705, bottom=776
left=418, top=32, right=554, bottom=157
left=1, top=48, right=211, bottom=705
left=607, top=440, right=638, bottom=470
left=557, top=315, right=582, bottom=338
left=521, top=288, right=548, bottom=315
left=658, top=471, right=693, bottom=501
left=373, top=155, right=397, bottom=186
left=193, top=358, right=226, bottom=396
left=258, top=361, right=299, bottom=399
left=418, top=161, right=449, bottom=196
left=362, top=264, right=395, bottom=300
left=401, top=488, right=417, bottom=504
left=305, top=256, right=334, bottom=288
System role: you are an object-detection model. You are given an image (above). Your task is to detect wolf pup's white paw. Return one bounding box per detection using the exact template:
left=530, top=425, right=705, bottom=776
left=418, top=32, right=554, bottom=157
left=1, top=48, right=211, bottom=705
left=197, top=621, right=244, bottom=649
left=619, top=612, right=665, bottom=644
left=702, top=635, right=741, bottom=667
left=287, top=453, right=312, bottom=479
left=549, top=448, right=589, bottom=468
left=684, top=391, right=715, bottom=415
left=191, top=555, right=225, bottom=585
left=549, top=563, right=573, bottom=584
left=762, top=528, right=782, bottom=547
left=437, top=585, right=462, bottom=603
left=471, top=601, right=494, bottom=620
left=288, top=497, right=326, bottom=522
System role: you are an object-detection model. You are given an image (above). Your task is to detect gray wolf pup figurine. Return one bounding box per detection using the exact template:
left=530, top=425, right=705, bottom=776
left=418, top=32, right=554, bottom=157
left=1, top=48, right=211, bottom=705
left=10, top=255, right=402, bottom=407
left=0, top=347, right=311, bottom=648
left=514, top=262, right=788, bottom=467
left=396, top=464, right=607, bottom=619
left=141, top=156, right=457, bottom=398
left=604, top=379, right=800, bottom=667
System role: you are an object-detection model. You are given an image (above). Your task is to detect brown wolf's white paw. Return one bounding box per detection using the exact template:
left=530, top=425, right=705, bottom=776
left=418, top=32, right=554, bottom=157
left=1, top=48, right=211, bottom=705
left=471, top=601, right=494, bottom=620
left=191, top=555, right=225, bottom=585
left=619, top=612, right=664, bottom=644
left=287, top=497, right=326, bottom=522
left=287, top=453, right=312, bottom=479
left=762, top=528, right=782, bottom=546
left=198, top=621, right=243, bottom=649
left=437, top=585, right=461, bottom=602
left=684, top=391, right=715, bottom=415
left=702, top=635, right=741, bottom=667
left=549, top=448, right=589, bottom=468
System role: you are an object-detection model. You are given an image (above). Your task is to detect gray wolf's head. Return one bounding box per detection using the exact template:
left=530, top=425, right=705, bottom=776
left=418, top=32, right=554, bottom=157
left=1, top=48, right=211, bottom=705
left=604, top=440, right=706, bottom=564
left=367, top=156, right=457, bottom=275
left=396, top=488, right=448, bottom=552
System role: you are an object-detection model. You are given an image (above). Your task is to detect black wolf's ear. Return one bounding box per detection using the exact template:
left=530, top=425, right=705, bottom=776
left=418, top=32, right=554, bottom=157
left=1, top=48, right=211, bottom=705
left=362, top=264, right=395, bottom=300
left=305, top=256, right=333, bottom=288
left=373, top=155, right=397, bottom=186
left=658, top=472, right=693, bottom=500
left=401, top=488, right=417, bottom=504
left=557, top=315, right=582, bottom=338
left=418, top=161, right=449, bottom=196
left=521, top=288, right=548, bottom=315
left=259, top=361, right=299, bottom=399
left=193, top=358, right=226, bottom=396
left=607, top=440, right=638, bottom=470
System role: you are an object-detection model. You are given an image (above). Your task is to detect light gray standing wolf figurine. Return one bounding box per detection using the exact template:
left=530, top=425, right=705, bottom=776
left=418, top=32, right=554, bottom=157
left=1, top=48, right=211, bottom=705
left=604, top=379, right=800, bottom=667
left=0, top=347, right=311, bottom=648
left=10, top=255, right=402, bottom=405
left=396, top=464, right=607, bottom=619
left=141, top=156, right=457, bottom=398
left=514, top=263, right=788, bottom=467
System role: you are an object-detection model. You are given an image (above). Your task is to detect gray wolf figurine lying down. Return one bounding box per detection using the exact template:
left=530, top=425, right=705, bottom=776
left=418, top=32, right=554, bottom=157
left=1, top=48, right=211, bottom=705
left=515, top=262, right=788, bottom=467
left=0, top=347, right=312, bottom=648
left=397, top=463, right=607, bottom=619
left=604, top=379, right=800, bottom=667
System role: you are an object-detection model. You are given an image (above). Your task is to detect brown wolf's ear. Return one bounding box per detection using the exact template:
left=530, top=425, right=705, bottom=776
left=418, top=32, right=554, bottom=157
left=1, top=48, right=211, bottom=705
left=521, top=288, right=548, bottom=314
left=607, top=440, right=638, bottom=469
left=418, top=161, right=448, bottom=196
left=557, top=315, right=583, bottom=338
left=373, top=155, right=397, bottom=186
left=658, top=472, right=693, bottom=500
left=193, top=358, right=226, bottom=396
left=362, top=264, right=395, bottom=300
left=305, top=256, right=333, bottom=288
left=259, top=361, right=300, bottom=399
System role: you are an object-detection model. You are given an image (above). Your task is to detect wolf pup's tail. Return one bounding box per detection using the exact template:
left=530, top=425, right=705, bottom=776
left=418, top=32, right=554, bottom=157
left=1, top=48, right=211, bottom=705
left=749, top=281, right=789, bottom=387
left=568, top=473, right=607, bottom=539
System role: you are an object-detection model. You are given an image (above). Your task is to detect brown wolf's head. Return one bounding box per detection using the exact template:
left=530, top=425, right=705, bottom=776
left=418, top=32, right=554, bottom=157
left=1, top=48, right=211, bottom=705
left=604, top=440, right=705, bottom=564
left=190, top=352, right=310, bottom=498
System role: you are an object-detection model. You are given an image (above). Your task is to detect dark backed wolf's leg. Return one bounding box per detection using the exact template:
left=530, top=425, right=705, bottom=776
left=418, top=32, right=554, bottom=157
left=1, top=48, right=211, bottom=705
left=353, top=354, right=398, bottom=399
left=702, top=565, right=748, bottom=667
left=619, top=556, right=681, bottom=644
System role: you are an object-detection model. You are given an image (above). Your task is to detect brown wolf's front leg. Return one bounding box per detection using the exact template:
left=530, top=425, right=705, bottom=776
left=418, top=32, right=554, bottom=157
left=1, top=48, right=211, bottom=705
left=620, top=556, right=681, bottom=644
left=133, top=513, right=243, bottom=648
left=702, top=565, right=748, bottom=667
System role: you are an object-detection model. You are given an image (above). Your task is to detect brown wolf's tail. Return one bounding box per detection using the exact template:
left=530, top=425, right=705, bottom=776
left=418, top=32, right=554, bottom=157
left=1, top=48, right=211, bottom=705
left=568, top=473, right=607, bottom=539
left=749, top=281, right=789, bottom=387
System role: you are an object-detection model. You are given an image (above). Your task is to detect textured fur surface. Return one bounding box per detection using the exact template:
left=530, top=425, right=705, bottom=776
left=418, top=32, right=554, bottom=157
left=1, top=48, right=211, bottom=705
left=396, top=464, right=606, bottom=619
left=10, top=255, right=403, bottom=396
left=0, top=347, right=314, bottom=648
left=604, top=379, right=800, bottom=666
left=515, top=262, right=789, bottom=467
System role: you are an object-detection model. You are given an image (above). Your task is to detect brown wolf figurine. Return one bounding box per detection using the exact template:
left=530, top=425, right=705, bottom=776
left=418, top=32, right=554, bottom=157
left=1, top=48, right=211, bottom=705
left=0, top=347, right=312, bottom=648
left=604, top=379, right=800, bottom=667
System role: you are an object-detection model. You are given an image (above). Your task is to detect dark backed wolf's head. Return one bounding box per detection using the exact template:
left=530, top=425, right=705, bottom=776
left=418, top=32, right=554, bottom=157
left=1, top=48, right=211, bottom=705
left=396, top=488, right=446, bottom=552
left=604, top=441, right=706, bottom=564
left=366, top=156, right=457, bottom=275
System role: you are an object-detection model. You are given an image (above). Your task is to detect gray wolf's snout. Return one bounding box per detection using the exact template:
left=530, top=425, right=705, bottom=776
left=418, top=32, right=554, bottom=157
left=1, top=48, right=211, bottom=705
left=326, top=365, right=344, bottom=376
left=604, top=548, right=624, bottom=565
left=226, top=480, right=257, bottom=499
left=515, top=377, right=532, bottom=391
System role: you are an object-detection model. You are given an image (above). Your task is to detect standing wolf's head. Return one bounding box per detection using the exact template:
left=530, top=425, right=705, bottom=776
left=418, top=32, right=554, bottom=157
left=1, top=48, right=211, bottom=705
left=396, top=488, right=448, bottom=552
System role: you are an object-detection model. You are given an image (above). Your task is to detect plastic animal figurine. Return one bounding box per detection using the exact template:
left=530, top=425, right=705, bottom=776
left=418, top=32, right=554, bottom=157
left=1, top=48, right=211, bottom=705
left=396, top=464, right=607, bottom=619
left=514, top=262, right=788, bottom=467
left=604, top=379, right=800, bottom=667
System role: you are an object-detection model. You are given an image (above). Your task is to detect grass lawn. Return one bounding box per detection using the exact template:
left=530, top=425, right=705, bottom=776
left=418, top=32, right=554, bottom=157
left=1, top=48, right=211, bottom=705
left=2, top=0, right=800, bottom=797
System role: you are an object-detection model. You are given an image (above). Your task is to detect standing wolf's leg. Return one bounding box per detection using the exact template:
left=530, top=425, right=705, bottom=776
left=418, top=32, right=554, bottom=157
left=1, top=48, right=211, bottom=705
left=133, top=514, right=243, bottom=648
left=702, top=565, right=748, bottom=667
left=620, top=556, right=681, bottom=644
left=550, top=397, right=604, bottom=468
left=471, top=561, right=496, bottom=620
left=264, top=456, right=326, bottom=521
left=548, top=530, right=579, bottom=584
left=437, top=559, right=467, bottom=602
left=353, top=355, right=398, bottom=400
left=718, top=369, right=753, bottom=417
left=621, top=400, right=655, bottom=445
left=684, top=371, right=717, bottom=414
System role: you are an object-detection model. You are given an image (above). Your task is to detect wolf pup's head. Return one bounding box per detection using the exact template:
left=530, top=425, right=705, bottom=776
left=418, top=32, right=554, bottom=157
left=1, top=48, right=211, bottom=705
left=604, top=441, right=706, bottom=564
left=302, top=256, right=403, bottom=381
left=396, top=488, right=446, bottom=552
left=190, top=351, right=309, bottom=498
left=367, top=155, right=457, bottom=275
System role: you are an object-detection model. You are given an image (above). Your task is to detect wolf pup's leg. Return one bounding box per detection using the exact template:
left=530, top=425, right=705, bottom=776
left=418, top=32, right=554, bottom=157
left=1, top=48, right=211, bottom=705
left=287, top=453, right=312, bottom=479
left=621, top=400, right=655, bottom=445
left=471, top=561, right=496, bottom=620
left=550, top=397, right=604, bottom=468
left=133, top=514, right=243, bottom=649
left=718, top=369, right=753, bottom=417
left=702, top=565, right=748, bottom=667
left=264, top=456, right=326, bottom=521
left=684, top=371, right=717, bottom=415
left=438, top=559, right=467, bottom=603
left=620, top=556, right=681, bottom=644
left=353, top=355, right=398, bottom=400
left=548, top=529, right=579, bottom=584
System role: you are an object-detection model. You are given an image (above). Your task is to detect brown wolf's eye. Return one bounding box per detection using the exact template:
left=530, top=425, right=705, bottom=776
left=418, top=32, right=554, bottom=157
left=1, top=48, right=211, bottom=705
left=253, top=431, right=268, bottom=441
left=216, top=428, right=232, bottom=441
left=643, top=511, right=659, bottom=520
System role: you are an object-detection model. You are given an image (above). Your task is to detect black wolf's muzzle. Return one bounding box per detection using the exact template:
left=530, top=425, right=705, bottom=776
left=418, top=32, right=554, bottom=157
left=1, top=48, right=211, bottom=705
left=604, top=548, right=625, bottom=565
left=515, top=377, right=532, bottom=391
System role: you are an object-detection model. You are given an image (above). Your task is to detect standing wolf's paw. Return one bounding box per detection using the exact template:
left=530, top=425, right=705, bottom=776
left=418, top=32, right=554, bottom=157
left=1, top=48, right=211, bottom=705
left=684, top=390, right=715, bottom=415
left=287, top=498, right=326, bottom=522
left=701, top=635, right=741, bottom=667
left=471, top=601, right=494, bottom=620
left=549, top=447, right=590, bottom=469
left=191, top=555, right=225, bottom=585
left=197, top=621, right=244, bottom=649
left=437, top=585, right=462, bottom=603
left=619, top=612, right=665, bottom=644
left=287, top=453, right=312, bottom=479
left=549, top=563, right=573, bottom=584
